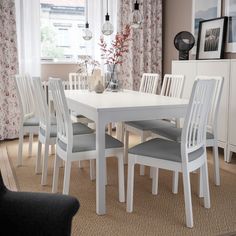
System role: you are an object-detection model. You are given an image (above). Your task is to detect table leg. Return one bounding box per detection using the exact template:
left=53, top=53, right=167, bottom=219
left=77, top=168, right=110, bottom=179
left=96, top=118, right=106, bottom=215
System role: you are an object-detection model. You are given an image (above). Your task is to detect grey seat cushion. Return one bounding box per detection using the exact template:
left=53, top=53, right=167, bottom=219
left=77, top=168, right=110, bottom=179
left=23, top=117, right=39, bottom=126
left=24, top=116, right=56, bottom=127
left=58, top=133, right=123, bottom=153
left=40, top=122, right=94, bottom=138
left=125, top=120, right=176, bottom=131
left=151, top=121, right=214, bottom=141
left=129, top=138, right=204, bottom=162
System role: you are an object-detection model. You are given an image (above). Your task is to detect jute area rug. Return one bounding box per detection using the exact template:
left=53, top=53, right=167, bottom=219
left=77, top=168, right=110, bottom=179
left=6, top=139, right=236, bottom=236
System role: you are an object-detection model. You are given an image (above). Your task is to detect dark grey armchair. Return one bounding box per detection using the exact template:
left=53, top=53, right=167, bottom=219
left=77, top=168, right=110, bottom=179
left=0, top=172, right=79, bottom=236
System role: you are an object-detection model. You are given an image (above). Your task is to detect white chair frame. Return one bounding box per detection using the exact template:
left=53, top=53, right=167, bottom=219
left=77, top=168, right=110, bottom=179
left=171, top=76, right=224, bottom=194
left=50, top=78, right=125, bottom=201
left=14, top=74, right=39, bottom=166
left=32, top=77, right=57, bottom=185
left=124, top=73, right=160, bottom=173
left=127, top=79, right=216, bottom=228
left=68, top=73, right=88, bottom=90
left=124, top=74, right=184, bottom=176
left=139, top=73, right=159, bottom=94
left=152, top=76, right=223, bottom=189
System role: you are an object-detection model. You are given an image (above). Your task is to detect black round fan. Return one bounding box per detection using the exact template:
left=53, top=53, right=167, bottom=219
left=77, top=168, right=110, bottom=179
left=174, top=31, right=195, bottom=60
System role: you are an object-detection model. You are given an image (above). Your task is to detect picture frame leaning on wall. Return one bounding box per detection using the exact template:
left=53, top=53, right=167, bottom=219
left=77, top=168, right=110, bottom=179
left=196, top=17, right=228, bottom=60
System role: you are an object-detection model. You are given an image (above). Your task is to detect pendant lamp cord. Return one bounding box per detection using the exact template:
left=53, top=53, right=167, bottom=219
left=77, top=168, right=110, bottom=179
left=107, top=0, right=108, bottom=14
left=86, top=0, right=88, bottom=23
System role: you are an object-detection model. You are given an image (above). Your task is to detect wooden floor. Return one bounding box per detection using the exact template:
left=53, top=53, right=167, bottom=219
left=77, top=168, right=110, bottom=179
left=1, top=135, right=236, bottom=191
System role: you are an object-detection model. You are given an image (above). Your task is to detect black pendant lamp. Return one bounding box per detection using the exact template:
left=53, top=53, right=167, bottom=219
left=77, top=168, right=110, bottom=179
left=131, top=0, right=142, bottom=29
left=83, top=0, right=92, bottom=40
left=102, top=0, right=114, bottom=36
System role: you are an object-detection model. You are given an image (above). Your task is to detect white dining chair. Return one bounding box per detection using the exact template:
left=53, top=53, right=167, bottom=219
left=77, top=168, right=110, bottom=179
left=32, top=77, right=94, bottom=185
left=69, top=73, right=88, bottom=90
left=14, top=74, right=39, bottom=166
left=151, top=76, right=224, bottom=188
left=50, top=78, right=125, bottom=201
left=126, top=78, right=216, bottom=228
left=139, top=73, right=160, bottom=94
left=124, top=74, right=184, bottom=175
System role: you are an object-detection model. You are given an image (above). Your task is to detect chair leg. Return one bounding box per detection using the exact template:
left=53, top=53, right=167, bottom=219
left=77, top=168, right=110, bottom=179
left=140, top=133, right=146, bottom=176
left=63, top=160, right=72, bottom=195
left=202, top=160, right=211, bottom=209
left=117, top=154, right=125, bottom=202
left=41, top=142, right=49, bottom=186
left=90, top=159, right=96, bottom=181
left=127, top=156, right=135, bottom=213
left=28, top=132, right=34, bottom=156
left=182, top=169, right=193, bottom=228
left=108, top=123, right=112, bottom=135
left=212, top=143, right=220, bottom=186
left=50, top=144, right=55, bottom=155
left=104, top=159, right=107, bottom=185
left=227, top=149, right=233, bottom=163
left=172, top=171, right=179, bottom=194
left=78, top=160, right=82, bottom=169
left=116, top=122, right=124, bottom=142
left=17, top=128, right=24, bottom=166
left=152, top=167, right=158, bottom=195
left=124, top=129, right=129, bottom=164
left=224, top=147, right=227, bottom=162
left=35, top=141, right=42, bottom=174
left=52, top=154, right=60, bottom=193
left=198, top=168, right=204, bottom=198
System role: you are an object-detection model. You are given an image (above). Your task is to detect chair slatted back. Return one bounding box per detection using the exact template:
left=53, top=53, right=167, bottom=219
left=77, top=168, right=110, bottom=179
left=49, top=78, right=72, bottom=149
left=160, top=74, right=185, bottom=98
left=139, top=73, right=159, bottom=94
left=181, top=78, right=216, bottom=161
left=32, top=77, right=50, bottom=130
left=14, top=74, right=35, bottom=118
left=200, top=76, right=224, bottom=134
left=68, top=73, right=88, bottom=90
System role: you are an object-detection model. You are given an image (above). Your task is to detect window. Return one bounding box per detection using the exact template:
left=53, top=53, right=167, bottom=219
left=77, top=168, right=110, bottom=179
left=40, top=0, right=87, bottom=61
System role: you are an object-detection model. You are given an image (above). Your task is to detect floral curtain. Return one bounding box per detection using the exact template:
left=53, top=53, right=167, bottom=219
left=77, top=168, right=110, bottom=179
left=118, top=0, right=162, bottom=90
left=0, top=0, right=20, bottom=140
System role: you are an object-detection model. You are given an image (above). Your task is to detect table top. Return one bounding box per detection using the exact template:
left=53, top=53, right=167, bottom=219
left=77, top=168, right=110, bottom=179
left=65, top=89, right=188, bottom=112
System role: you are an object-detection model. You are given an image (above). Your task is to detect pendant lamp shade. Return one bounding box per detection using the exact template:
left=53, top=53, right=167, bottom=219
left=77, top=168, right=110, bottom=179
left=83, top=0, right=92, bottom=40
left=102, top=0, right=114, bottom=36
left=131, top=1, right=142, bottom=29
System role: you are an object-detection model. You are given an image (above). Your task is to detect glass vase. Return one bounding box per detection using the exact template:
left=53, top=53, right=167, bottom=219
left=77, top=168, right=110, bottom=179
left=106, top=64, right=121, bottom=92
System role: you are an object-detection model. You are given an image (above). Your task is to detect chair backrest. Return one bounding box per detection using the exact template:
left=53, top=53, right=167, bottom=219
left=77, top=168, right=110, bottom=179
left=181, top=78, right=216, bottom=161
left=32, top=77, right=50, bottom=130
left=199, top=76, right=224, bottom=135
left=49, top=78, right=73, bottom=151
left=139, top=73, right=159, bottom=94
left=14, top=74, right=35, bottom=118
left=68, top=73, right=88, bottom=90
left=160, top=74, right=185, bottom=98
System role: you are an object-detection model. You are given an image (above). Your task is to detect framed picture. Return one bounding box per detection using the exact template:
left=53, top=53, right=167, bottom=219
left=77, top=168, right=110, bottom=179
left=225, top=0, right=236, bottom=52
left=192, top=0, right=221, bottom=54
left=196, top=17, right=228, bottom=59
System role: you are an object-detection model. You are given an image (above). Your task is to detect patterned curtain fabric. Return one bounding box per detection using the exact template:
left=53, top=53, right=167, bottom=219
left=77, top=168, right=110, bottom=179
left=0, top=0, right=20, bottom=140
left=118, top=0, right=162, bottom=90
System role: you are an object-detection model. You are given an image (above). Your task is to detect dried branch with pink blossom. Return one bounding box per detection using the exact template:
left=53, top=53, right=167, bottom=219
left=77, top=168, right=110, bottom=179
left=99, top=24, right=131, bottom=66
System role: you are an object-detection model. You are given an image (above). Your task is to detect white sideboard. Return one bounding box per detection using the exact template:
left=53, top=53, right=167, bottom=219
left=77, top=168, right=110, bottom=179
left=172, top=59, right=235, bottom=162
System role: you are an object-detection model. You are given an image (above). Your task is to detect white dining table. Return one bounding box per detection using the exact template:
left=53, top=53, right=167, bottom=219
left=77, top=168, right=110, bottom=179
left=64, top=89, right=188, bottom=215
